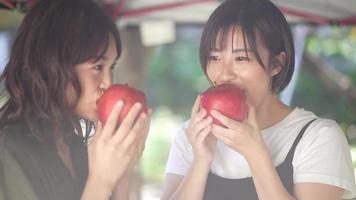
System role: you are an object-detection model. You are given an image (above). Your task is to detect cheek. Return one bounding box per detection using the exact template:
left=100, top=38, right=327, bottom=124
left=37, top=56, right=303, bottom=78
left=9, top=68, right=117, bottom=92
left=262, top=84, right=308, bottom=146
left=66, top=84, right=78, bottom=106
left=206, top=64, right=218, bottom=81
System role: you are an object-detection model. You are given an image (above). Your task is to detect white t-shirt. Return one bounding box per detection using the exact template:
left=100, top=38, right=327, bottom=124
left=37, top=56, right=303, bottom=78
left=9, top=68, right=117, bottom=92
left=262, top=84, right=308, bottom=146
left=165, top=107, right=356, bottom=199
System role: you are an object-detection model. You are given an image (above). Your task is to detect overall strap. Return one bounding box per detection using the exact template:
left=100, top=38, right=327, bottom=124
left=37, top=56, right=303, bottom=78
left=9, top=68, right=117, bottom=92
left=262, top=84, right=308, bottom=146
left=285, top=119, right=317, bottom=162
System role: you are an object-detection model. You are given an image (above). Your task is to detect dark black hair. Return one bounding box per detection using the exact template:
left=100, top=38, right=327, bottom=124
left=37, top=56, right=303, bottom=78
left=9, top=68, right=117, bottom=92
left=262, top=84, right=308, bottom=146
left=200, top=0, right=294, bottom=92
left=0, top=0, right=121, bottom=144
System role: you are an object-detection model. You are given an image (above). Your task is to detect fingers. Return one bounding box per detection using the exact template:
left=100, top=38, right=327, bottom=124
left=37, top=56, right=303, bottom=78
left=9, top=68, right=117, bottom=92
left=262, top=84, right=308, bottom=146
left=192, top=116, right=213, bottom=139
left=140, top=108, right=152, bottom=144
left=211, top=124, right=232, bottom=144
left=112, top=102, right=143, bottom=144
left=100, top=101, right=124, bottom=141
left=190, top=108, right=208, bottom=126
left=196, top=124, right=212, bottom=144
left=191, top=95, right=201, bottom=118
left=210, top=110, right=243, bottom=129
left=120, top=112, right=146, bottom=150
left=112, top=105, right=151, bottom=153
left=119, top=110, right=151, bottom=161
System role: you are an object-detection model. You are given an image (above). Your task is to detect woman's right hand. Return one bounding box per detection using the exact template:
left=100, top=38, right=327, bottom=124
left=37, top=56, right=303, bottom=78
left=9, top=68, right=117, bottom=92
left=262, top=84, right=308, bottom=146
left=186, top=95, right=216, bottom=165
left=86, top=101, right=151, bottom=192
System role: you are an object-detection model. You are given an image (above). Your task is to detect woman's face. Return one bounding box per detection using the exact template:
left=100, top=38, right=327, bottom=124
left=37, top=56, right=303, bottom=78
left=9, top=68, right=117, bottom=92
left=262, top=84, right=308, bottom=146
left=206, top=27, right=281, bottom=108
left=72, top=35, right=118, bottom=122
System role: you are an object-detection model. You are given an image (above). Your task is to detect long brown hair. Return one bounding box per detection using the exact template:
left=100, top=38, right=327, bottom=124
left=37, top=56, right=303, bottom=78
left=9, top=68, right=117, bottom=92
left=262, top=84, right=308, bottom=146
left=0, top=0, right=121, bottom=144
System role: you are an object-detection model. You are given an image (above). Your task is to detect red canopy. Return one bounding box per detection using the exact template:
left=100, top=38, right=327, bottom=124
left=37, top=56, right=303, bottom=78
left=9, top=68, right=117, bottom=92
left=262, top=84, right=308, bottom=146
left=102, top=0, right=356, bottom=25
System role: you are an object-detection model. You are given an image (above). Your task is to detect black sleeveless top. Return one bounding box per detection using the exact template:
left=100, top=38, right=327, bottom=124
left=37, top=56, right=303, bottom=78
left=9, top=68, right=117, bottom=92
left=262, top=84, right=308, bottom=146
left=204, top=119, right=316, bottom=200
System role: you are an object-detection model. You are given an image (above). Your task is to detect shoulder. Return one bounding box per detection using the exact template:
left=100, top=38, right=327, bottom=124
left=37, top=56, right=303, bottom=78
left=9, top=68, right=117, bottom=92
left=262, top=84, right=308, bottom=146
left=0, top=132, right=39, bottom=200
left=0, top=123, right=40, bottom=160
left=289, top=108, right=345, bottom=143
left=293, top=111, right=351, bottom=163
left=293, top=117, right=356, bottom=198
left=302, top=117, right=347, bottom=146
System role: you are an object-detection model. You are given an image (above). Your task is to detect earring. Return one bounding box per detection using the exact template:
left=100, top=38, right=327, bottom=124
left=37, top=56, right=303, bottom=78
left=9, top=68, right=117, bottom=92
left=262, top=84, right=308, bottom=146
left=213, top=81, right=217, bottom=86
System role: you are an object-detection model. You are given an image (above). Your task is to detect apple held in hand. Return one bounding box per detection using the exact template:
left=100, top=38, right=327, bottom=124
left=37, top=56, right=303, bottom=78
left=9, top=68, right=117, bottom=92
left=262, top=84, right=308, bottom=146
left=97, top=84, right=148, bottom=124
left=200, top=83, right=248, bottom=126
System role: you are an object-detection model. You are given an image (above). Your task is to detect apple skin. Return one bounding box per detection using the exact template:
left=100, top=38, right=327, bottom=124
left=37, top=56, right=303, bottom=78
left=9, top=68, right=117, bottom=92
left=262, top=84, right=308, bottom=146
left=97, top=84, right=148, bottom=124
left=200, top=83, right=248, bottom=127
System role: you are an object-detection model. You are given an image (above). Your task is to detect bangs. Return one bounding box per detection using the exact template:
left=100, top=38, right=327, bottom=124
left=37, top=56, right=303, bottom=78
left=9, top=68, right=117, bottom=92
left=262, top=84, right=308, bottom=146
left=202, top=22, right=263, bottom=65
left=77, top=34, right=109, bottom=64
left=65, top=0, right=121, bottom=65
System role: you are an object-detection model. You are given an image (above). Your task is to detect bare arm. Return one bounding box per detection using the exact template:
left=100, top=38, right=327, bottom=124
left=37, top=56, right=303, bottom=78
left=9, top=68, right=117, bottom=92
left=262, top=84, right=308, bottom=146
left=81, top=176, right=112, bottom=200
left=161, top=174, right=184, bottom=200
left=110, top=174, right=130, bottom=200
left=211, top=105, right=345, bottom=200
left=247, top=146, right=343, bottom=200
left=211, top=126, right=345, bottom=200
left=161, top=160, right=211, bottom=200
left=162, top=96, right=216, bottom=200
left=294, top=183, right=344, bottom=200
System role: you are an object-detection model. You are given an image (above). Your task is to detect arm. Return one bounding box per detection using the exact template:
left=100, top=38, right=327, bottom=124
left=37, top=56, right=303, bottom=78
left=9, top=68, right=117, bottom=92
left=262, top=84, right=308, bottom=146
left=81, top=176, right=112, bottom=200
left=161, top=174, right=184, bottom=199
left=246, top=145, right=343, bottom=200
left=161, top=96, right=216, bottom=200
left=162, top=160, right=211, bottom=200
left=211, top=107, right=349, bottom=200
left=294, top=183, right=343, bottom=200
left=111, top=173, right=130, bottom=200
left=81, top=166, right=131, bottom=200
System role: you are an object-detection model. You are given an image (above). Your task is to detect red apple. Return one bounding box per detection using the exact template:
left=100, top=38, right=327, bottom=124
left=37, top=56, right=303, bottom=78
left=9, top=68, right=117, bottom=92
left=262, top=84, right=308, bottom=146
left=200, top=83, right=248, bottom=126
left=97, top=84, right=148, bottom=124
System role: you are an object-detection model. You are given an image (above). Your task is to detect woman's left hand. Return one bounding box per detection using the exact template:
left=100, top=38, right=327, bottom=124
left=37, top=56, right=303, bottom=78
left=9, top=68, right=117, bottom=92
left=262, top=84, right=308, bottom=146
left=210, top=102, right=265, bottom=158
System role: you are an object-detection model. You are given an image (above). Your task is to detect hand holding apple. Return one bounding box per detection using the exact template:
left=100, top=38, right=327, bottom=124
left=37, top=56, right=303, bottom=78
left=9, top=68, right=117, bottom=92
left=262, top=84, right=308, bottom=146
left=97, top=84, right=148, bottom=124
left=200, top=83, right=248, bottom=127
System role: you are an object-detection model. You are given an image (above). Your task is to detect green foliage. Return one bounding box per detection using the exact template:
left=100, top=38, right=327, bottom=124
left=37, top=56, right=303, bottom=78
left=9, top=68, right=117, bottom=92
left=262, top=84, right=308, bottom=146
left=302, top=26, right=356, bottom=130
left=140, top=106, right=184, bottom=182
left=306, top=26, right=356, bottom=71
left=147, top=27, right=210, bottom=118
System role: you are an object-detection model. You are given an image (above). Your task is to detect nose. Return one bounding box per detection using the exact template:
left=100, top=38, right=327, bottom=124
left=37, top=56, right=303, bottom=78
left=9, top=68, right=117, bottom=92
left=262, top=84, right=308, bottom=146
left=217, top=61, right=237, bottom=83
left=99, top=71, right=112, bottom=90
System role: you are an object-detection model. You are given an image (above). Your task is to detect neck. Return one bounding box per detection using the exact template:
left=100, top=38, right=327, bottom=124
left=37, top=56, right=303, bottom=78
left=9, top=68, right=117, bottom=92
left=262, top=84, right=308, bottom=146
left=255, top=94, right=293, bottom=130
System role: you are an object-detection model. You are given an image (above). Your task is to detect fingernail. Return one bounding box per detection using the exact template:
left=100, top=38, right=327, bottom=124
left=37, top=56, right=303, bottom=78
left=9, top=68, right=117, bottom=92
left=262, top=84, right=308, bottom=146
left=135, top=102, right=142, bottom=109
left=116, top=101, right=124, bottom=107
left=207, top=116, right=212, bottom=122
left=211, top=110, right=218, bottom=116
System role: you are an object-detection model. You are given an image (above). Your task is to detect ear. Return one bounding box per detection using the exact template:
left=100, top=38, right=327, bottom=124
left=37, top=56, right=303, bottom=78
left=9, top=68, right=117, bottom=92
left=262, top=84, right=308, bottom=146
left=270, top=51, right=286, bottom=77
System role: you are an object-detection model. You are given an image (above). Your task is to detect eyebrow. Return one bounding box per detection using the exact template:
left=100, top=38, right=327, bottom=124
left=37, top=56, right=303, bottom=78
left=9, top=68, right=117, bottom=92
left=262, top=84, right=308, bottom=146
left=210, top=48, right=254, bottom=53
left=98, top=56, right=109, bottom=61
left=232, top=48, right=254, bottom=53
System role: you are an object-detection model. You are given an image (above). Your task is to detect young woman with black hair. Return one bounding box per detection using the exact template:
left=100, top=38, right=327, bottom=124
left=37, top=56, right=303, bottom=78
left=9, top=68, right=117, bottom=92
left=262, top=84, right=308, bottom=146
left=162, top=0, right=356, bottom=199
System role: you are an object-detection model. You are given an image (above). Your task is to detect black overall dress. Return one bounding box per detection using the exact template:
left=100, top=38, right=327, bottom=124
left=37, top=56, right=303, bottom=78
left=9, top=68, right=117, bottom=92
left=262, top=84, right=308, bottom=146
left=204, top=119, right=316, bottom=200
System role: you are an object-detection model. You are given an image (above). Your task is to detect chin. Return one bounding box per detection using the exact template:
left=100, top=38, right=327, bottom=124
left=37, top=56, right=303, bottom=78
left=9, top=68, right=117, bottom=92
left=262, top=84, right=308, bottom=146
left=88, top=114, right=99, bottom=122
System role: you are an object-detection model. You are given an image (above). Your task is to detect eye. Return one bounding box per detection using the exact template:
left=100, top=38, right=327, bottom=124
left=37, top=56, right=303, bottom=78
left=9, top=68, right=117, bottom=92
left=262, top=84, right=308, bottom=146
left=208, top=55, right=220, bottom=62
left=93, top=64, right=103, bottom=71
left=235, top=56, right=250, bottom=62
